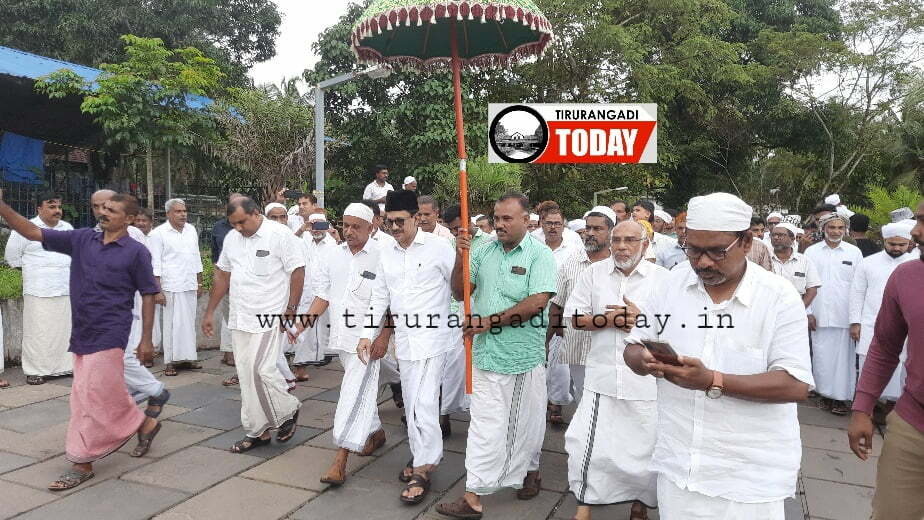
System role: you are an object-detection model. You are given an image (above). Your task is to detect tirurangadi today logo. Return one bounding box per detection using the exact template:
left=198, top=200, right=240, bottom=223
left=488, top=103, right=658, bottom=164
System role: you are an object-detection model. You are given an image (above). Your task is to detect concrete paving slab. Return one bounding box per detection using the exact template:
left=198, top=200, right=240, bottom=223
left=1, top=452, right=148, bottom=496
left=241, top=445, right=374, bottom=492
left=800, top=424, right=883, bottom=457
left=542, top=423, right=567, bottom=454
left=159, top=371, right=227, bottom=390
left=293, top=367, right=344, bottom=389
left=309, top=386, right=341, bottom=403
left=442, top=420, right=469, bottom=454
left=43, top=375, right=74, bottom=387
left=0, top=422, right=67, bottom=459
left=801, top=448, right=878, bottom=488
left=307, top=421, right=407, bottom=453
left=0, top=479, right=56, bottom=519
left=121, top=446, right=262, bottom=493
left=422, top=479, right=563, bottom=520
left=117, top=420, right=223, bottom=459
left=0, top=452, right=37, bottom=474
left=170, top=398, right=242, bottom=430
left=356, top=445, right=465, bottom=493
left=161, top=382, right=236, bottom=409
left=291, top=475, right=441, bottom=520
left=378, top=400, right=407, bottom=426
left=198, top=426, right=323, bottom=458
left=0, top=398, right=71, bottom=432
left=552, top=494, right=660, bottom=519
left=156, top=477, right=313, bottom=520
left=785, top=496, right=806, bottom=520
left=295, top=399, right=336, bottom=430
left=797, top=405, right=850, bottom=430
left=16, top=478, right=189, bottom=520
left=802, top=477, right=875, bottom=520
left=536, top=450, right=570, bottom=492
left=0, top=383, right=70, bottom=408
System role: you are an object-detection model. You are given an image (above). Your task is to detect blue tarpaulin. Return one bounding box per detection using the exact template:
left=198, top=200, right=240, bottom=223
left=0, top=132, right=44, bottom=184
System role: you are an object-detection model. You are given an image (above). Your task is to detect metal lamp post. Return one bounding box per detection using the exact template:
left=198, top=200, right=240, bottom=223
left=313, top=65, right=391, bottom=208
left=592, top=186, right=628, bottom=207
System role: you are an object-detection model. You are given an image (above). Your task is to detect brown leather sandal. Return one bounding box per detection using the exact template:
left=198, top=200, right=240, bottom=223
left=436, top=496, right=484, bottom=519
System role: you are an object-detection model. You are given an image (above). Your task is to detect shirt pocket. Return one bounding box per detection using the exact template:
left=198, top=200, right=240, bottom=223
left=499, top=268, right=530, bottom=301
left=251, top=253, right=273, bottom=277
left=715, top=339, right=767, bottom=375
left=350, top=275, right=373, bottom=302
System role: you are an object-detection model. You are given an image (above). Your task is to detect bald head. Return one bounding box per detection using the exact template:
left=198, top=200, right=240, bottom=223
left=91, top=189, right=117, bottom=219
left=614, top=219, right=646, bottom=239
left=611, top=220, right=649, bottom=272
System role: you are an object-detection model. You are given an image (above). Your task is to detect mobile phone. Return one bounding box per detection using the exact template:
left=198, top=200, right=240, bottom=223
left=311, top=221, right=330, bottom=231
left=283, top=189, right=302, bottom=199
left=641, top=340, right=682, bottom=366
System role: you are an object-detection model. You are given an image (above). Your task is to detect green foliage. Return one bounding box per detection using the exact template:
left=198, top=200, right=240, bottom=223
left=0, top=267, right=23, bottom=300
left=849, top=185, right=923, bottom=233
left=432, top=157, right=524, bottom=215
left=201, top=251, right=214, bottom=290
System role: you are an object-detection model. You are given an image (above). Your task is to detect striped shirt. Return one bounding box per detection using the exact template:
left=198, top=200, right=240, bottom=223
left=550, top=249, right=595, bottom=365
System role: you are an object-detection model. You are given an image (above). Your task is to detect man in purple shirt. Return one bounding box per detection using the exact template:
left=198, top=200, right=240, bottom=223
left=0, top=191, right=163, bottom=491
left=848, top=201, right=924, bottom=520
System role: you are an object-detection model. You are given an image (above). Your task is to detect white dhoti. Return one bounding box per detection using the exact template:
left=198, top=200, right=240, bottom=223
left=162, top=290, right=198, bottom=364
left=569, top=364, right=586, bottom=405
left=565, top=391, right=657, bottom=506
left=811, top=327, right=856, bottom=401
left=380, top=354, right=401, bottom=385
left=232, top=328, right=300, bottom=437
left=218, top=296, right=233, bottom=353
left=657, top=474, right=784, bottom=520
left=401, top=353, right=446, bottom=467
left=466, top=364, right=547, bottom=495
left=276, top=342, right=295, bottom=383
left=292, top=310, right=330, bottom=365
left=547, top=335, right=572, bottom=406
left=858, top=354, right=905, bottom=402
left=125, top=293, right=167, bottom=401
left=333, top=352, right=383, bottom=452
left=441, top=335, right=469, bottom=415
left=21, top=295, right=73, bottom=377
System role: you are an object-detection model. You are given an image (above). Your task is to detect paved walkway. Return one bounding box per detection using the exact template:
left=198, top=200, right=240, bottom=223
left=0, top=350, right=879, bottom=520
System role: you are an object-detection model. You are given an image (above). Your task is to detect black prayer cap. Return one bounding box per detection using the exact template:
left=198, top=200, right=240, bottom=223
left=385, top=189, right=419, bottom=214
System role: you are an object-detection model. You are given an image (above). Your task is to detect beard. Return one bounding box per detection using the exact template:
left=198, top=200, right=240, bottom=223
left=584, top=238, right=608, bottom=253
left=824, top=233, right=843, bottom=243
left=614, top=249, right=643, bottom=271
left=886, top=249, right=906, bottom=258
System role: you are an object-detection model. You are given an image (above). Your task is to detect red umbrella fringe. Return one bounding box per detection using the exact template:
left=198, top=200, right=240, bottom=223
left=352, top=37, right=551, bottom=70
left=350, top=2, right=554, bottom=56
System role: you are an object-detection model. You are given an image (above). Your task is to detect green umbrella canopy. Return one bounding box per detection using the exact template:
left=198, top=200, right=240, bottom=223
left=351, top=0, right=553, bottom=68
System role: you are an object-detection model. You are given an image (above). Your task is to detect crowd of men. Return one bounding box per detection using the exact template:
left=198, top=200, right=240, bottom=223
left=0, top=166, right=921, bottom=520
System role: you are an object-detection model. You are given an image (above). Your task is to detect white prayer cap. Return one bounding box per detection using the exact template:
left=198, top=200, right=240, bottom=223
left=824, top=194, right=841, bottom=206
left=653, top=209, right=673, bottom=224
left=568, top=219, right=586, bottom=232
left=686, top=192, right=753, bottom=232
left=529, top=213, right=540, bottom=222
left=263, top=202, right=286, bottom=216
left=836, top=205, right=855, bottom=218
left=890, top=207, right=914, bottom=222
left=343, top=202, right=374, bottom=224
left=774, top=222, right=800, bottom=238
left=307, top=213, right=327, bottom=223
left=583, top=206, right=619, bottom=226
left=403, top=176, right=416, bottom=186
left=471, top=213, right=484, bottom=225
left=287, top=205, right=299, bottom=216
left=881, top=222, right=911, bottom=240
left=766, top=211, right=784, bottom=221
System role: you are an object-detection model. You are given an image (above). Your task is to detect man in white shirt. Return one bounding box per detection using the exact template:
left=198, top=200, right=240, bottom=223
left=632, top=199, right=679, bottom=268
left=770, top=222, right=821, bottom=308
left=564, top=220, right=667, bottom=520
left=416, top=195, right=454, bottom=240
left=653, top=208, right=673, bottom=234
left=148, top=198, right=203, bottom=376
left=362, top=164, right=394, bottom=214
left=292, top=212, right=336, bottom=376
left=527, top=212, right=539, bottom=232
left=402, top=176, right=417, bottom=191
left=202, top=197, right=303, bottom=453
left=289, top=203, right=390, bottom=486
left=5, top=192, right=73, bottom=385
left=287, top=193, right=318, bottom=238
left=805, top=212, right=864, bottom=415
left=849, top=222, right=916, bottom=404
left=263, top=204, right=303, bottom=391
left=624, top=192, right=814, bottom=519
left=371, top=189, right=455, bottom=504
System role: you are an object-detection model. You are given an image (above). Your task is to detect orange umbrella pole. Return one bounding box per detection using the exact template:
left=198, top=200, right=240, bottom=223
left=450, top=19, right=473, bottom=395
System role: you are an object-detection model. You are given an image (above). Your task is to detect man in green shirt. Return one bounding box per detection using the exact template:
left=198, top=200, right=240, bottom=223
left=437, top=192, right=557, bottom=520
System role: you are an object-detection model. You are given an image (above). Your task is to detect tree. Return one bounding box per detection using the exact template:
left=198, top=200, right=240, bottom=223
left=35, top=35, right=223, bottom=209
left=432, top=156, right=524, bottom=215
left=208, top=87, right=316, bottom=203
left=848, top=184, right=923, bottom=233
left=0, top=0, right=281, bottom=86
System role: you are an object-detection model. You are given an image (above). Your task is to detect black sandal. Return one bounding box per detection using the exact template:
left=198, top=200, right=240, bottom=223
left=230, top=435, right=270, bottom=453
left=276, top=410, right=299, bottom=442
left=400, top=473, right=431, bottom=505
left=398, top=458, right=414, bottom=482
left=26, top=375, right=45, bottom=385
left=131, top=422, right=162, bottom=457
left=48, top=469, right=95, bottom=491
left=145, top=389, right=171, bottom=418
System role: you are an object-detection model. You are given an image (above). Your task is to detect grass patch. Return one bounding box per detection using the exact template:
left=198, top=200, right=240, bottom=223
left=0, top=266, right=23, bottom=300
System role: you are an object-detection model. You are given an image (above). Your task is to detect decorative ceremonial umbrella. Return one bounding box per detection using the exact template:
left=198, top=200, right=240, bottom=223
left=351, top=0, right=554, bottom=393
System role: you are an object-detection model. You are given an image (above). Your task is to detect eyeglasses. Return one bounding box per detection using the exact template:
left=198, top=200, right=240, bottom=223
left=611, top=237, right=643, bottom=245
left=384, top=217, right=409, bottom=228
left=542, top=221, right=564, bottom=228
left=681, top=236, right=740, bottom=262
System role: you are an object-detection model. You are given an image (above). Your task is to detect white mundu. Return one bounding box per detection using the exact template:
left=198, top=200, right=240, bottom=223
left=122, top=227, right=165, bottom=401
left=312, top=238, right=389, bottom=451
left=626, top=262, right=815, bottom=518
left=148, top=221, right=203, bottom=364
left=217, top=218, right=303, bottom=437
left=849, top=249, right=916, bottom=401
left=805, top=240, right=863, bottom=401
left=378, top=229, right=455, bottom=467
left=4, top=216, right=74, bottom=378
left=564, top=257, right=666, bottom=507
left=293, top=233, right=336, bottom=364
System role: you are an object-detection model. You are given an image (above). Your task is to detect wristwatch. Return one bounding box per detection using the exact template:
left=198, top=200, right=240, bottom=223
left=706, top=370, right=724, bottom=399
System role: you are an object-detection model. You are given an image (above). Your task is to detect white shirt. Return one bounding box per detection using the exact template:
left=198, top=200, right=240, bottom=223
left=313, top=238, right=389, bottom=351
left=378, top=229, right=455, bottom=361
left=302, top=233, right=338, bottom=305
left=548, top=236, right=581, bottom=268
left=5, top=216, right=72, bottom=297
left=216, top=218, right=307, bottom=333
left=565, top=257, right=667, bottom=399
left=148, top=222, right=203, bottom=292
left=288, top=214, right=305, bottom=233
left=770, top=249, right=821, bottom=296
left=431, top=223, right=454, bottom=241
left=848, top=250, right=917, bottom=355
left=371, top=229, right=398, bottom=249
left=651, top=231, right=679, bottom=267
left=659, top=241, right=687, bottom=269
left=531, top=227, right=584, bottom=252
left=626, top=261, right=815, bottom=503
left=362, top=180, right=394, bottom=213
left=804, top=240, right=863, bottom=328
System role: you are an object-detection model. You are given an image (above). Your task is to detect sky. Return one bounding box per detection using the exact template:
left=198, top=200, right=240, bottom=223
left=247, top=0, right=354, bottom=91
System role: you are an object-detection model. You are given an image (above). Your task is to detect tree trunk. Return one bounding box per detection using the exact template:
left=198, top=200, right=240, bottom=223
left=146, top=147, right=154, bottom=210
